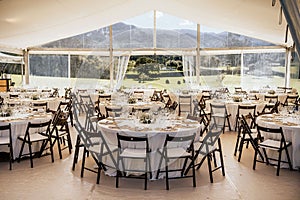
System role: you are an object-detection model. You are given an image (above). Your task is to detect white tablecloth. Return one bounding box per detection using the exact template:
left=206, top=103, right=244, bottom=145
left=6, top=97, right=62, bottom=110
left=97, top=116, right=201, bottom=178
left=0, top=112, right=53, bottom=159
left=207, top=99, right=267, bottom=130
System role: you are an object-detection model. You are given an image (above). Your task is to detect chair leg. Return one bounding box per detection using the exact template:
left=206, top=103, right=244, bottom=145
left=28, top=142, right=34, bottom=168
left=66, top=130, right=73, bottom=154
left=283, top=145, right=293, bottom=171
left=18, top=139, right=26, bottom=163
left=116, top=170, right=120, bottom=188
left=212, top=151, right=217, bottom=167
left=196, top=156, right=206, bottom=170
left=81, top=148, right=87, bottom=178
left=235, top=116, right=239, bottom=131
left=234, top=127, right=242, bottom=156
left=72, top=135, right=81, bottom=171
left=218, top=140, right=225, bottom=176
left=262, top=148, right=269, bottom=165
left=207, top=155, right=214, bottom=183
left=165, top=158, right=169, bottom=190
left=147, top=156, right=152, bottom=179
left=181, top=157, right=189, bottom=176
left=156, top=152, right=164, bottom=179
left=191, top=155, right=196, bottom=187
left=56, top=134, right=63, bottom=159
left=144, top=158, right=148, bottom=190
left=9, top=144, right=13, bottom=170
left=276, top=149, right=283, bottom=176
left=226, top=115, right=231, bottom=131
left=48, top=138, right=54, bottom=163
left=116, top=156, right=120, bottom=188
left=69, top=111, right=74, bottom=127
left=96, top=162, right=101, bottom=184
left=67, top=136, right=73, bottom=154
left=253, top=148, right=258, bottom=170
left=238, top=137, right=245, bottom=162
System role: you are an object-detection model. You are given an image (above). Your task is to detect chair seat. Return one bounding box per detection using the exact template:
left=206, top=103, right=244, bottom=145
left=0, top=136, right=10, bottom=144
left=56, top=129, right=69, bottom=137
left=89, top=143, right=118, bottom=155
left=89, top=116, right=99, bottom=122
left=194, top=141, right=216, bottom=154
left=211, top=113, right=226, bottom=118
left=18, top=133, right=48, bottom=142
left=259, top=139, right=291, bottom=150
left=203, top=109, right=211, bottom=114
left=286, top=103, right=296, bottom=106
left=244, top=130, right=258, bottom=139
left=120, top=148, right=147, bottom=158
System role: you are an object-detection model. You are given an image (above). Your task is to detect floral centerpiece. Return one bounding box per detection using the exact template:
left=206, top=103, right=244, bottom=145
left=128, top=97, right=136, bottom=104
left=232, top=96, right=243, bottom=102
left=139, top=112, right=152, bottom=124
left=291, top=88, right=298, bottom=94
left=32, top=94, right=39, bottom=100
left=0, top=107, right=12, bottom=117
left=98, top=89, right=105, bottom=94
left=268, top=90, right=275, bottom=94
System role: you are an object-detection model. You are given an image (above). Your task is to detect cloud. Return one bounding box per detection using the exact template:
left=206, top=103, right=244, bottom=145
left=179, top=20, right=195, bottom=26
left=156, top=11, right=164, bottom=19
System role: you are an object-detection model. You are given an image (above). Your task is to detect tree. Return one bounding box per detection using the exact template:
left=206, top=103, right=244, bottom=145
left=135, top=56, right=160, bottom=81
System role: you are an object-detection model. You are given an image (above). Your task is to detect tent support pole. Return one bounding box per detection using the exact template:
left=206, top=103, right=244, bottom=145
left=23, top=50, right=29, bottom=85
left=196, top=24, right=201, bottom=86
left=109, top=25, right=113, bottom=90
left=285, top=47, right=292, bottom=87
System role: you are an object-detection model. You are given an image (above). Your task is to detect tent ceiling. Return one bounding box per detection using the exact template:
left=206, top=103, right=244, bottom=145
left=0, top=52, right=23, bottom=64
left=0, top=0, right=294, bottom=52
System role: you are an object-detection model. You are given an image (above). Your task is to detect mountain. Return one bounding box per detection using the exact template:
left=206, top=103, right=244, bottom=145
left=41, top=22, right=273, bottom=49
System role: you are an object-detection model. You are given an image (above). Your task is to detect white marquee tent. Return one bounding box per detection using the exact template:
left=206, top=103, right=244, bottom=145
left=0, top=52, right=23, bottom=64
left=0, top=0, right=296, bottom=54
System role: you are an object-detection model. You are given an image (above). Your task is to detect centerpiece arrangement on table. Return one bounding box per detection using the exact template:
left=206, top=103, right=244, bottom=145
left=32, top=94, right=40, bottom=100
left=0, top=107, right=12, bottom=117
left=232, top=96, right=243, bottom=102
left=139, top=112, right=152, bottom=124
left=128, top=97, right=137, bottom=104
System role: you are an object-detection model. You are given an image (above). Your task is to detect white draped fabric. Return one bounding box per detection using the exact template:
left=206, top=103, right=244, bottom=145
left=113, top=53, right=131, bottom=91
left=182, top=55, right=198, bottom=89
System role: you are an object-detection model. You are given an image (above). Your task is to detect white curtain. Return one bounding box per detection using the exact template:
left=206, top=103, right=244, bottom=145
left=113, top=53, right=131, bottom=91
left=182, top=55, right=198, bottom=89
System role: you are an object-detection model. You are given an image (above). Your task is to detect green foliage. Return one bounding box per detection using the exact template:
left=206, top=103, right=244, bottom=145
left=135, top=57, right=155, bottom=65
left=70, top=55, right=110, bottom=79
left=135, top=57, right=160, bottom=81
left=165, top=59, right=183, bottom=71
left=0, top=63, right=22, bottom=75
left=127, top=60, right=136, bottom=72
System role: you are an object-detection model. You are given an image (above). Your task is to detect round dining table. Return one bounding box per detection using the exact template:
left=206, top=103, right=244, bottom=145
left=5, top=97, right=63, bottom=111
left=0, top=110, right=53, bottom=159
left=207, top=99, right=267, bottom=130
left=97, top=115, right=201, bottom=178
left=256, top=113, right=300, bottom=169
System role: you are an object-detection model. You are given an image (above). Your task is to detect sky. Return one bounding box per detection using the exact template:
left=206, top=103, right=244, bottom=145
left=123, top=11, right=224, bottom=33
